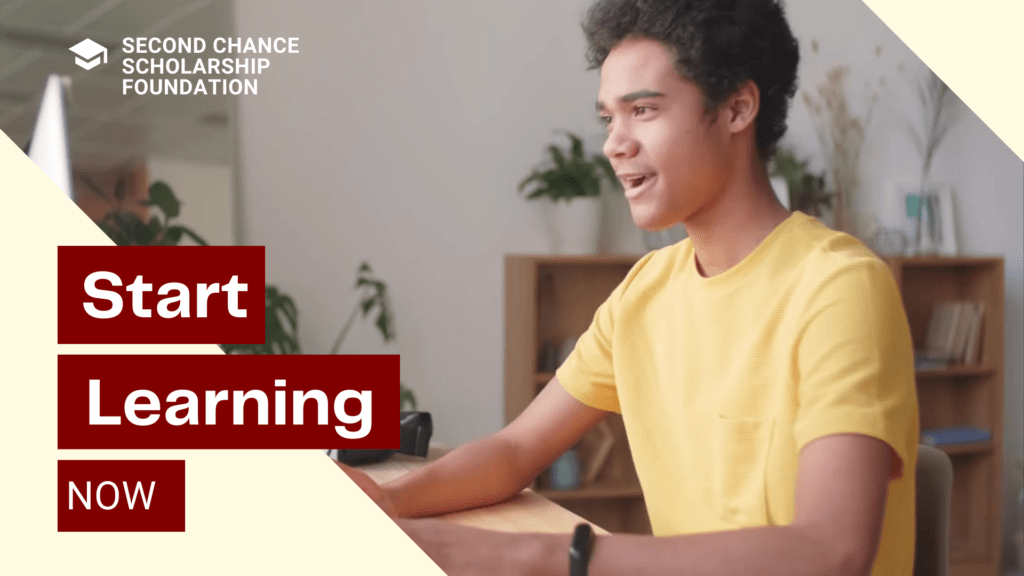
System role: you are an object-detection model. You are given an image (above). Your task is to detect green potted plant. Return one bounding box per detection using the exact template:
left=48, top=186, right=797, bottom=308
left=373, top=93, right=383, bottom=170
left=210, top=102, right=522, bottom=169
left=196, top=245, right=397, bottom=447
left=518, top=132, right=618, bottom=254
left=87, top=178, right=416, bottom=409
left=83, top=177, right=208, bottom=247
left=221, top=262, right=417, bottom=411
left=769, top=147, right=833, bottom=218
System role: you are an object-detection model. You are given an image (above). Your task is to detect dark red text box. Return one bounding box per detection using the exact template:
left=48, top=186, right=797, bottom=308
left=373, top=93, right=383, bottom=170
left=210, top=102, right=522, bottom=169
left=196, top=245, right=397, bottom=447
left=57, top=460, right=185, bottom=532
left=58, top=246, right=264, bottom=344
left=58, top=354, right=399, bottom=449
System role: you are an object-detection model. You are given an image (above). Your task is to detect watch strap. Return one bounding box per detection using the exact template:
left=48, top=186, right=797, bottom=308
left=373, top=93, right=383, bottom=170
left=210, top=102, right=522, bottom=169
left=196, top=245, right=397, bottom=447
left=569, top=522, right=594, bottom=576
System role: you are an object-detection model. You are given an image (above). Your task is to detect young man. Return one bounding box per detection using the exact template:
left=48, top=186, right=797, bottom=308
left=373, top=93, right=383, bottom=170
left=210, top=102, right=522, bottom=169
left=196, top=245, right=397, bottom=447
left=341, top=1, right=920, bottom=575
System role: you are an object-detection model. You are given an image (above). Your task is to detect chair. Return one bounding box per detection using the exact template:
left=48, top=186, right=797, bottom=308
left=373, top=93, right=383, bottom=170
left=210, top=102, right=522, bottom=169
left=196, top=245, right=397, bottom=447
left=914, top=444, right=953, bottom=576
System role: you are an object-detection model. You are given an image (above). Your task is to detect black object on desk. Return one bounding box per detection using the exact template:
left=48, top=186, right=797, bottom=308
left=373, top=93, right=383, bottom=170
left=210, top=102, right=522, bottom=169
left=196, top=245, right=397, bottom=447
left=335, top=412, right=433, bottom=465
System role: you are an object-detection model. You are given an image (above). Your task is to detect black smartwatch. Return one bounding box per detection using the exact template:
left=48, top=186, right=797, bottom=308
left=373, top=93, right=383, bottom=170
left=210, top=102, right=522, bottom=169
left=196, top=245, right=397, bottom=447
left=569, top=522, right=595, bottom=576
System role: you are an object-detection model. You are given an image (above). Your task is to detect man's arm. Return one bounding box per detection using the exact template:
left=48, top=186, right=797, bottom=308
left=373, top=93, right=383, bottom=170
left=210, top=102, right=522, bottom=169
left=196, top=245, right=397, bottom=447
left=376, top=376, right=610, bottom=518
left=502, top=433, right=892, bottom=576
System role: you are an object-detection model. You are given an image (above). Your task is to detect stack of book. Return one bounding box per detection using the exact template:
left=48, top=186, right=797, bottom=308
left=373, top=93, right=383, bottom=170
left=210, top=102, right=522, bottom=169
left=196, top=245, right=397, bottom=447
left=921, top=426, right=991, bottom=446
left=916, top=300, right=986, bottom=369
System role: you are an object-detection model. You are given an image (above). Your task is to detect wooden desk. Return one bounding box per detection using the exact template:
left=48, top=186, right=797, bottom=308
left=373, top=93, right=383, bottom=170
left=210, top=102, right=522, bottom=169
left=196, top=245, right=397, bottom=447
left=358, top=448, right=609, bottom=534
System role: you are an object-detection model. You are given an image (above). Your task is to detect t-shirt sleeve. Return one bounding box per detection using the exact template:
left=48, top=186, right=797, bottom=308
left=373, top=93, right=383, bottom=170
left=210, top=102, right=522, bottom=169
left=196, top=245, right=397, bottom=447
left=793, top=257, right=920, bottom=480
left=555, top=251, right=656, bottom=414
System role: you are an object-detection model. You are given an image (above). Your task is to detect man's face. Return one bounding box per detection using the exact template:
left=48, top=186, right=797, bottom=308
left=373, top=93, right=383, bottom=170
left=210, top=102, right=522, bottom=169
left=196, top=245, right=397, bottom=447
left=597, top=37, right=730, bottom=230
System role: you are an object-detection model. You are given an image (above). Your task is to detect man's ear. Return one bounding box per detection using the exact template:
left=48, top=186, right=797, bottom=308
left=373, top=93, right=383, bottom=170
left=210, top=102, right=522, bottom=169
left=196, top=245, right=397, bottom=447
left=725, top=80, right=760, bottom=134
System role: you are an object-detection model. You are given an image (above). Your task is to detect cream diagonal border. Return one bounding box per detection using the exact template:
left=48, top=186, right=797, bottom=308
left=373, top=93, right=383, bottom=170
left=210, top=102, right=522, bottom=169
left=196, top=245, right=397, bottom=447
left=0, top=130, right=443, bottom=575
left=861, top=0, right=1024, bottom=161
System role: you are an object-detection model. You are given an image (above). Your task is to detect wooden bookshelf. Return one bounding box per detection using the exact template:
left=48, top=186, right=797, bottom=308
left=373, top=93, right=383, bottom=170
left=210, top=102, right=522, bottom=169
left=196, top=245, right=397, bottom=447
left=505, top=254, right=650, bottom=534
left=884, top=256, right=1004, bottom=576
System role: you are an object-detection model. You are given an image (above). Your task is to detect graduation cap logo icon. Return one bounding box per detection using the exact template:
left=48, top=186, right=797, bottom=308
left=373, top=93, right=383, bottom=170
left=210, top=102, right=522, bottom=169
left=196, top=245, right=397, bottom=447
left=69, top=39, right=107, bottom=70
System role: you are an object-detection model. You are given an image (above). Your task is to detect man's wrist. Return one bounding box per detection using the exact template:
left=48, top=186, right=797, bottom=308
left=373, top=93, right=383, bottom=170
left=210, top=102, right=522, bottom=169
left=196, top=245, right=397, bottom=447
left=512, top=532, right=573, bottom=576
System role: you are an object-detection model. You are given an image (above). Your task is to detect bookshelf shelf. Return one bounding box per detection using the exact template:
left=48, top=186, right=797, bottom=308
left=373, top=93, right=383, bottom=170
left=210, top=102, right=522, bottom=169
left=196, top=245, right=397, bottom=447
left=916, top=367, right=997, bottom=380
left=934, top=441, right=995, bottom=457
left=537, top=483, right=645, bottom=501
left=884, top=256, right=1004, bottom=576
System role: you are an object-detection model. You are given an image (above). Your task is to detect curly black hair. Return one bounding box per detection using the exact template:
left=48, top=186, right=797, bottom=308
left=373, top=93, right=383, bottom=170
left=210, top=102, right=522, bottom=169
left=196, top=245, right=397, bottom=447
left=582, top=0, right=799, bottom=161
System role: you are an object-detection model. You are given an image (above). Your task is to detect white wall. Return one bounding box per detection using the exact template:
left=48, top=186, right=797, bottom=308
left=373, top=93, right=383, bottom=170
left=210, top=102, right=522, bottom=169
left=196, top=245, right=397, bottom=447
left=234, top=0, right=638, bottom=447
left=147, top=157, right=234, bottom=246
left=234, top=0, right=1021, bottom=564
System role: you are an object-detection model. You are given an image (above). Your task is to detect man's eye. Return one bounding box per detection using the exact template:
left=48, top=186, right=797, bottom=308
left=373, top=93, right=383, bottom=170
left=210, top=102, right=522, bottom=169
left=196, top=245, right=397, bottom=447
left=599, top=115, right=612, bottom=126
left=633, top=105, right=650, bottom=116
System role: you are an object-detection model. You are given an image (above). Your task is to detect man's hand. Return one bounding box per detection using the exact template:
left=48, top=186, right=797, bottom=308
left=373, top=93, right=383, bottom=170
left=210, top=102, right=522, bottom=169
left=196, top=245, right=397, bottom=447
left=395, top=517, right=555, bottom=576
left=334, top=460, right=399, bottom=518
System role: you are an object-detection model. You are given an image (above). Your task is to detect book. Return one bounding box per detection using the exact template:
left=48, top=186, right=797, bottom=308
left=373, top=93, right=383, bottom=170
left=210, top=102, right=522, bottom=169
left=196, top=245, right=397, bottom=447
left=962, top=303, right=978, bottom=360
left=921, top=426, right=991, bottom=446
left=923, top=302, right=945, bottom=355
left=942, top=301, right=965, bottom=361
left=923, top=302, right=955, bottom=360
left=914, top=355, right=951, bottom=370
left=952, top=301, right=974, bottom=364
left=965, top=302, right=986, bottom=366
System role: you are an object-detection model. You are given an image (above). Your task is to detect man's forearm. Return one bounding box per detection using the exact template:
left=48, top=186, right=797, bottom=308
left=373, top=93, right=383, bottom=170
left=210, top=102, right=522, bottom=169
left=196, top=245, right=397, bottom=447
left=384, top=435, right=531, bottom=518
left=522, top=524, right=863, bottom=576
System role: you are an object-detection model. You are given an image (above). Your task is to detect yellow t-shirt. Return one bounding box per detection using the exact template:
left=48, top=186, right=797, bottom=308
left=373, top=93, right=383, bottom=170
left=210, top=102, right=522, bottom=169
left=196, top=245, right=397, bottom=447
left=556, top=211, right=919, bottom=575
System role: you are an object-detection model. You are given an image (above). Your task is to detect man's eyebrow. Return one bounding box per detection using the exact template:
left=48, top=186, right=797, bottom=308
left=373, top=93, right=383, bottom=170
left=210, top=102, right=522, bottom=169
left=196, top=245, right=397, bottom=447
left=595, top=90, right=665, bottom=112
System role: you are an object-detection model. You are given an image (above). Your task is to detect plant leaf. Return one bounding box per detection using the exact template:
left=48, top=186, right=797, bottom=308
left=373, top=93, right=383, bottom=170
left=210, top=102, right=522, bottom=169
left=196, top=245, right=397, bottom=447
left=114, top=178, right=128, bottom=202
left=146, top=181, right=180, bottom=219
left=400, top=385, right=417, bottom=410
left=547, top=144, right=566, bottom=169
left=568, top=133, right=584, bottom=161
left=360, top=296, right=375, bottom=316
left=280, top=297, right=298, bottom=329
left=111, top=211, right=147, bottom=245
left=376, top=308, right=394, bottom=342
left=159, top=225, right=182, bottom=246
left=517, top=171, right=541, bottom=192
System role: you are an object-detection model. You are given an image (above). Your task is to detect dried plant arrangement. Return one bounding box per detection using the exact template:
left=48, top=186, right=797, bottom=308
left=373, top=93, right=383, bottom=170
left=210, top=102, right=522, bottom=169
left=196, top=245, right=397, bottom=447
left=906, top=67, right=962, bottom=188
left=801, top=65, right=877, bottom=235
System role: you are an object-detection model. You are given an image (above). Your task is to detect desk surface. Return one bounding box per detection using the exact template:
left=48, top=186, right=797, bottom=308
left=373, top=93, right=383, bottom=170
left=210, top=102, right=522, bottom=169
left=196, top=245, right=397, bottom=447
left=358, top=448, right=608, bottom=534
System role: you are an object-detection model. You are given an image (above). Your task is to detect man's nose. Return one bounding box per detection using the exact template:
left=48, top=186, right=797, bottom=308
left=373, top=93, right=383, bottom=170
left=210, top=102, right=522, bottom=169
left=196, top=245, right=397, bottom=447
left=603, top=124, right=638, bottom=159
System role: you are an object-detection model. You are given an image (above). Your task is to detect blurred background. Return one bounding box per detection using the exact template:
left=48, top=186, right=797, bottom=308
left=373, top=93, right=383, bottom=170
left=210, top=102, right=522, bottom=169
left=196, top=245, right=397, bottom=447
left=2, top=0, right=1020, bottom=571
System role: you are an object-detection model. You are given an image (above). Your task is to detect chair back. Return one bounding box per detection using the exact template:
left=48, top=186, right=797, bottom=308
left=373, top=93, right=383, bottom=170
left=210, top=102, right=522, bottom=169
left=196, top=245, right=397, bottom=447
left=914, top=444, right=953, bottom=576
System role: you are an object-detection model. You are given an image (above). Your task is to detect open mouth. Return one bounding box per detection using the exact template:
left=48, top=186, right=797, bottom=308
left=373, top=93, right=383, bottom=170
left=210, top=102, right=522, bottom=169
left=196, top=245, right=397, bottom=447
left=626, top=175, right=647, bottom=188
left=621, top=173, right=656, bottom=198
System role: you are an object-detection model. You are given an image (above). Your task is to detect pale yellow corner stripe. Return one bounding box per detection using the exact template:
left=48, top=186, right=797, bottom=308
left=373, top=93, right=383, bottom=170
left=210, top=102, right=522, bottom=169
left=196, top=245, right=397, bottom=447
left=861, top=0, right=1024, bottom=161
left=0, top=130, right=444, bottom=575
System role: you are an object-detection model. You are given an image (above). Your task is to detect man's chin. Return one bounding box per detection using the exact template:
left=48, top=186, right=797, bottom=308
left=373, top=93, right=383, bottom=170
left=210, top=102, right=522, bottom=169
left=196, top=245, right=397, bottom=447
left=629, top=207, right=676, bottom=232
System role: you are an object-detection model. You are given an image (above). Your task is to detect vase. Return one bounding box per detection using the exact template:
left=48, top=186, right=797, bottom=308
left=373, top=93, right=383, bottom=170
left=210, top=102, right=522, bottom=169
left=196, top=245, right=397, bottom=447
left=914, top=193, right=940, bottom=256
left=545, top=196, right=601, bottom=254
left=549, top=449, right=581, bottom=490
